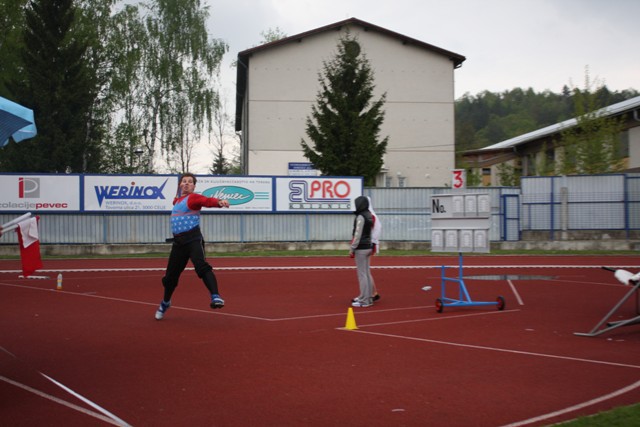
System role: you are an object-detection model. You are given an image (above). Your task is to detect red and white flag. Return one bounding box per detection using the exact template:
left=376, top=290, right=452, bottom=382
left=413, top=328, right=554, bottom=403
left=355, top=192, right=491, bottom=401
left=16, top=217, right=42, bottom=278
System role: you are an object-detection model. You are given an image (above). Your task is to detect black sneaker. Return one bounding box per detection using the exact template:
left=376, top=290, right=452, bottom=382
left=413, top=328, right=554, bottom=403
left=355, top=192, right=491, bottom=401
left=351, top=294, right=380, bottom=303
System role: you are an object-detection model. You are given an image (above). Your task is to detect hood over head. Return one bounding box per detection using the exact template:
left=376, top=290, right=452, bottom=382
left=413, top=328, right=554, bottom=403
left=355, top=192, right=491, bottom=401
left=354, top=195, right=369, bottom=214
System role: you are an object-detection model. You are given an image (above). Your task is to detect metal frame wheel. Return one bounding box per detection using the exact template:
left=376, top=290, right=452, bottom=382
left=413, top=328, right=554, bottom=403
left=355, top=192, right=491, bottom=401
left=496, top=296, right=506, bottom=311
left=435, top=298, right=444, bottom=313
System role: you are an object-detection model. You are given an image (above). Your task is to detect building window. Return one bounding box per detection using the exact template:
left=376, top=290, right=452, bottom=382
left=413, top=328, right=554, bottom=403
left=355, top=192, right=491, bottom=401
left=618, top=130, right=629, bottom=158
left=398, top=176, right=406, bottom=187
left=546, top=148, right=555, bottom=163
left=525, top=155, right=535, bottom=176
left=385, top=176, right=392, bottom=187
left=482, top=168, right=491, bottom=186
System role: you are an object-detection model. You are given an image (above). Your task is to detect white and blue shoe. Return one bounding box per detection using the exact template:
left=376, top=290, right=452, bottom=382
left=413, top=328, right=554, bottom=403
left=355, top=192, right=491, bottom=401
left=210, top=294, right=225, bottom=309
left=155, top=300, right=171, bottom=320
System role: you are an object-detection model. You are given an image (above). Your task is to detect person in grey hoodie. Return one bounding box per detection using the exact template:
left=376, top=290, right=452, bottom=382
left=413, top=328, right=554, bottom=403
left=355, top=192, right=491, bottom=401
left=350, top=195, right=376, bottom=307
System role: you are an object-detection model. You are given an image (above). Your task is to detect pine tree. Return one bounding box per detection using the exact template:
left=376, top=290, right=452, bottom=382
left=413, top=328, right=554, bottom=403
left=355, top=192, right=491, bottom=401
left=210, top=146, right=231, bottom=175
left=1, top=0, right=101, bottom=173
left=301, top=33, right=388, bottom=186
left=0, top=0, right=28, bottom=97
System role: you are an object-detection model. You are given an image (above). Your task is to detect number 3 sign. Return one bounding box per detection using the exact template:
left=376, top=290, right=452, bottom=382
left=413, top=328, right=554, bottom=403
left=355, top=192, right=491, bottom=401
left=452, top=169, right=466, bottom=189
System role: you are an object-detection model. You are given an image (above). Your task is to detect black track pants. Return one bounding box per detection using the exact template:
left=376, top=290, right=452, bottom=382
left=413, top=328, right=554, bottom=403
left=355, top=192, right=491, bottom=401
left=161, top=237, right=219, bottom=302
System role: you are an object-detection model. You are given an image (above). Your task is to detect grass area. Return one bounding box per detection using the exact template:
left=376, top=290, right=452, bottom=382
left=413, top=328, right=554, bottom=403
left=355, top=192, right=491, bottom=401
left=552, top=403, right=640, bottom=426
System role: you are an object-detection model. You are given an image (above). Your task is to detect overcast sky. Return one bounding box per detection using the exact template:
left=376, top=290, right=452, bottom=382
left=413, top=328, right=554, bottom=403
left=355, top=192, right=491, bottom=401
left=185, top=0, right=639, bottom=173
left=207, top=0, right=639, bottom=99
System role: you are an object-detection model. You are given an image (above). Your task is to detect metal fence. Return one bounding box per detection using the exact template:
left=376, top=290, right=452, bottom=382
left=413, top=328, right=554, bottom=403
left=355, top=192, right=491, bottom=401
left=1, top=174, right=638, bottom=245
left=520, top=174, right=640, bottom=239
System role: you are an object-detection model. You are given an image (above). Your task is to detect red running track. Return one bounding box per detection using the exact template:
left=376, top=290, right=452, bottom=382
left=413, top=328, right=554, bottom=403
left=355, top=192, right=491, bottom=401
left=1, top=254, right=639, bottom=426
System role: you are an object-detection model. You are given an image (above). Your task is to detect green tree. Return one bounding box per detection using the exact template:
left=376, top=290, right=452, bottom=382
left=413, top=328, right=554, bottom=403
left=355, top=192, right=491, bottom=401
left=98, top=3, right=151, bottom=173
left=454, top=85, right=638, bottom=157
left=558, top=70, right=626, bottom=174
left=0, top=0, right=29, bottom=96
left=1, top=0, right=101, bottom=173
left=301, top=33, right=388, bottom=186
left=496, top=162, right=521, bottom=186
left=137, top=0, right=227, bottom=173
left=260, top=27, right=287, bottom=43
left=534, top=143, right=556, bottom=176
left=74, top=0, right=126, bottom=172
left=209, top=86, right=237, bottom=175
left=77, top=0, right=228, bottom=174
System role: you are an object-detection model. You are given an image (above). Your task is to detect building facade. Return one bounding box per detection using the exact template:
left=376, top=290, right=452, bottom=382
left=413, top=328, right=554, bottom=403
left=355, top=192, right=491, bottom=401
left=235, top=18, right=465, bottom=187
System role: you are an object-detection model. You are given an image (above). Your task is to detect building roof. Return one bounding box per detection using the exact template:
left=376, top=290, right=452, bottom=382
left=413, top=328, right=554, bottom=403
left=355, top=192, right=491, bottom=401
left=476, top=95, right=640, bottom=152
left=235, top=17, right=466, bottom=131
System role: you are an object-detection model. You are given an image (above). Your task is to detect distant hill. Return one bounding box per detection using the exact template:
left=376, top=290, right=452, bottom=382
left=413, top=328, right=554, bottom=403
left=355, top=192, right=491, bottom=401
left=455, top=86, right=639, bottom=153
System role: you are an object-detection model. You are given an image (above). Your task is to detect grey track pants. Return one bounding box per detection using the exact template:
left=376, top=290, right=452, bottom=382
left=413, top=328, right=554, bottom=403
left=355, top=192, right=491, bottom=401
left=354, top=248, right=374, bottom=304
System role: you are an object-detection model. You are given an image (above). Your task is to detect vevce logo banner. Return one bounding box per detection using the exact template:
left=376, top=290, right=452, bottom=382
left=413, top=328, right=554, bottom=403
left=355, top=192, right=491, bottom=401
left=201, top=186, right=255, bottom=205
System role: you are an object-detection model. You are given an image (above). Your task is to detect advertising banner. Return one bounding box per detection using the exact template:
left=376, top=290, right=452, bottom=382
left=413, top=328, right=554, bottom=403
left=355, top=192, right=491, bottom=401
left=0, top=174, right=361, bottom=213
left=275, top=177, right=363, bottom=212
left=0, top=175, right=80, bottom=211
left=84, top=175, right=177, bottom=211
left=195, top=176, right=273, bottom=211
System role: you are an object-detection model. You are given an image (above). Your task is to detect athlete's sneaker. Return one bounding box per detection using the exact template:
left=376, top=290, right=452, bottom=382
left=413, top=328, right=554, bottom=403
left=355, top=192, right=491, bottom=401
left=351, top=300, right=372, bottom=308
left=351, top=294, right=380, bottom=303
left=155, top=300, right=171, bottom=320
left=210, top=294, right=225, bottom=309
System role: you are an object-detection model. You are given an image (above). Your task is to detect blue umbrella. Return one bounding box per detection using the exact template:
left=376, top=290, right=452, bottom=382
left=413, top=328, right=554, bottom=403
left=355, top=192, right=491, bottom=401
left=0, top=96, right=37, bottom=147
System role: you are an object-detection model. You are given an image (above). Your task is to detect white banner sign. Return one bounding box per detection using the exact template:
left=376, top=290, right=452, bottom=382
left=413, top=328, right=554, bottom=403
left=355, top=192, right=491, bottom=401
left=0, top=174, right=362, bottom=213
left=275, top=177, right=363, bottom=212
left=84, top=175, right=177, bottom=211
left=195, top=176, right=273, bottom=211
left=0, top=175, right=80, bottom=211
left=431, top=193, right=491, bottom=253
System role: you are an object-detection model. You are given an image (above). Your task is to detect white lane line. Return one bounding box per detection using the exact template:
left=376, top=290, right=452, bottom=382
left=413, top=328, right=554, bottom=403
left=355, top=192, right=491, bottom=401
left=507, top=279, right=525, bottom=305
left=500, top=380, right=640, bottom=427
left=270, top=305, right=433, bottom=322
left=0, top=375, right=129, bottom=426
left=339, top=329, right=640, bottom=370
left=360, top=309, right=521, bottom=327
left=1, top=264, right=639, bottom=274
left=41, top=373, right=132, bottom=427
left=0, top=282, right=275, bottom=321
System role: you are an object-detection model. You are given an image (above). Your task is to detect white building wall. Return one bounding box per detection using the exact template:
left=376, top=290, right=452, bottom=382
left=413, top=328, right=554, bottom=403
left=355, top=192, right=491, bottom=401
left=245, top=24, right=457, bottom=186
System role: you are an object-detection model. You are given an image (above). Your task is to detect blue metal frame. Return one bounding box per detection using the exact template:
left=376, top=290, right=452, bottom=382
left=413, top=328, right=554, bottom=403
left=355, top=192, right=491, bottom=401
left=500, top=193, right=520, bottom=241
left=438, top=253, right=502, bottom=310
